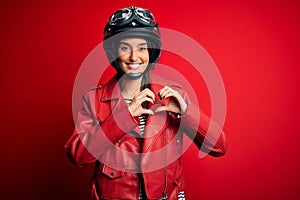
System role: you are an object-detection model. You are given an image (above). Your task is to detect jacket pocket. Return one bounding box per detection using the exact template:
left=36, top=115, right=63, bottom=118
left=101, top=164, right=125, bottom=179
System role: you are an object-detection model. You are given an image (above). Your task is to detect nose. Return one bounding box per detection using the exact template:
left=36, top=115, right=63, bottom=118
left=129, top=49, right=138, bottom=61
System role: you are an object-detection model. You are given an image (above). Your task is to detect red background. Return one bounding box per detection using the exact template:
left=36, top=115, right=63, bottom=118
left=1, top=0, right=300, bottom=199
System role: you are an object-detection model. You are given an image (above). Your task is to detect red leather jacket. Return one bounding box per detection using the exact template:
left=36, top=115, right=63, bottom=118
left=65, top=76, right=227, bottom=200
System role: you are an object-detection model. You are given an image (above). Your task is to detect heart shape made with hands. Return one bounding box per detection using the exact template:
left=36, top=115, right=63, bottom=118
left=147, top=92, right=182, bottom=115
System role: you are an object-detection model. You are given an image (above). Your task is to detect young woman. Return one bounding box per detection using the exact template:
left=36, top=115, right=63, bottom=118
left=65, top=6, right=227, bottom=200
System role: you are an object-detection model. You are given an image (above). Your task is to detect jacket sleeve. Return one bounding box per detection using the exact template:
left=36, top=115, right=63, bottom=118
left=173, top=89, right=227, bottom=157
left=64, top=89, right=138, bottom=167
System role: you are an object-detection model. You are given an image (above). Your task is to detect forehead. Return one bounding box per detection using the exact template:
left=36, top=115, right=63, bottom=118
left=119, top=38, right=147, bottom=46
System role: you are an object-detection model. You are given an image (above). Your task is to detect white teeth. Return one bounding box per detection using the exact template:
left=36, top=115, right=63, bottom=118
left=129, top=64, right=139, bottom=67
left=128, top=63, right=140, bottom=69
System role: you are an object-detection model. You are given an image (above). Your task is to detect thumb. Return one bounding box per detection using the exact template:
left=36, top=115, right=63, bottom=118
left=154, top=106, right=167, bottom=113
left=143, top=108, right=155, bottom=116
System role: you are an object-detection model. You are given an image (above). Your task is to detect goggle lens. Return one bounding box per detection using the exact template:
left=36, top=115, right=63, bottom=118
left=109, top=8, right=132, bottom=25
left=109, top=7, right=156, bottom=26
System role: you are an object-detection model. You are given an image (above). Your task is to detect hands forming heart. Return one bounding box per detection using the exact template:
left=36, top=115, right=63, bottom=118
left=128, top=86, right=188, bottom=117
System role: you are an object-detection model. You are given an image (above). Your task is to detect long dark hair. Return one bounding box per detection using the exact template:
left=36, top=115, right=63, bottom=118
left=141, top=68, right=151, bottom=108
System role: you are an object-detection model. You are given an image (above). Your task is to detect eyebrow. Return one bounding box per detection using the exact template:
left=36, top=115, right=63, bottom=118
left=119, top=42, right=148, bottom=46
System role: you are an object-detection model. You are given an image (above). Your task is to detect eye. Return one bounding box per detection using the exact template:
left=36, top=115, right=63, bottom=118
left=119, top=45, right=131, bottom=52
left=138, top=46, right=147, bottom=51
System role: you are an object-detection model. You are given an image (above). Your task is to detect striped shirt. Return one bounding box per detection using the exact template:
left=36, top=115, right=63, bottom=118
left=126, top=99, right=185, bottom=200
left=125, top=99, right=146, bottom=137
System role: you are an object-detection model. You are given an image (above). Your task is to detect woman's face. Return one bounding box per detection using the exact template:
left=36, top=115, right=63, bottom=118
left=118, top=38, right=149, bottom=75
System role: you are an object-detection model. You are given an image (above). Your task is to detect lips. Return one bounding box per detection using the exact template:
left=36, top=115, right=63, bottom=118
left=127, top=63, right=141, bottom=70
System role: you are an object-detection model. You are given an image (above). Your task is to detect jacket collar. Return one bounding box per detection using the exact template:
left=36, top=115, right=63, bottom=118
left=100, top=76, right=121, bottom=101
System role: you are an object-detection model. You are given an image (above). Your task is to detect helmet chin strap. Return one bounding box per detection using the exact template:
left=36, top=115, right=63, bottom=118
left=114, top=61, right=144, bottom=80
left=126, top=72, right=143, bottom=80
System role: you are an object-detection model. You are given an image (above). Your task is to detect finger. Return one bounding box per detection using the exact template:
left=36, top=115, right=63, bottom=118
left=136, top=95, right=154, bottom=103
left=161, top=93, right=172, bottom=100
left=142, top=88, right=155, bottom=100
left=145, top=97, right=154, bottom=104
left=159, top=86, right=176, bottom=99
left=160, top=89, right=173, bottom=99
left=154, top=106, right=167, bottom=113
left=158, top=86, right=168, bottom=97
left=134, top=91, right=149, bottom=101
left=141, top=108, right=154, bottom=116
left=133, top=88, right=153, bottom=98
left=163, top=91, right=179, bottom=100
left=130, top=97, right=154, bottom=108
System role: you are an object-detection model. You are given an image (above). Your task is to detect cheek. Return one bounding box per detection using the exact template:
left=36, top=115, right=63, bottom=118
left=118, top=54, right=128, bottom=63
left=143, top=53, right=150, bottom=63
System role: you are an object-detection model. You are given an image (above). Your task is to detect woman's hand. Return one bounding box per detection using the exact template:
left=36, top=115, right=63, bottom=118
left=128, top=88, right=155, bottom=117
left=155, top=86, right=188, bottom=115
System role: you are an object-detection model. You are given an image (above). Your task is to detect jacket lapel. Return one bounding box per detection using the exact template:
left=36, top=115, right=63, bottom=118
left=97, top=77, right=120, bottom=122
left=142, top=111, right=170, bottom=153
left=142, top=82, right=171, bottom=153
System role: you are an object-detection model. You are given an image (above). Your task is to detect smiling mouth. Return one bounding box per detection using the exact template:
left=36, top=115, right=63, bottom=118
left=127, top=63, right=141, bottom=70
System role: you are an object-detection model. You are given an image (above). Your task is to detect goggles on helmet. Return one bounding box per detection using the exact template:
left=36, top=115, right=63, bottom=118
left=109, top=6, right=156, bottom=26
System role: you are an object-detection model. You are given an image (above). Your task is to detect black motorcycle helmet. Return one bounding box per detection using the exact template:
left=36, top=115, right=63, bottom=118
left=103, top=6, right=161, bottom=79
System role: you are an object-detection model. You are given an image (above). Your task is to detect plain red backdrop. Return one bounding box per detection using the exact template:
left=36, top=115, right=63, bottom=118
left=1, top=0, right=299, bottom=199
